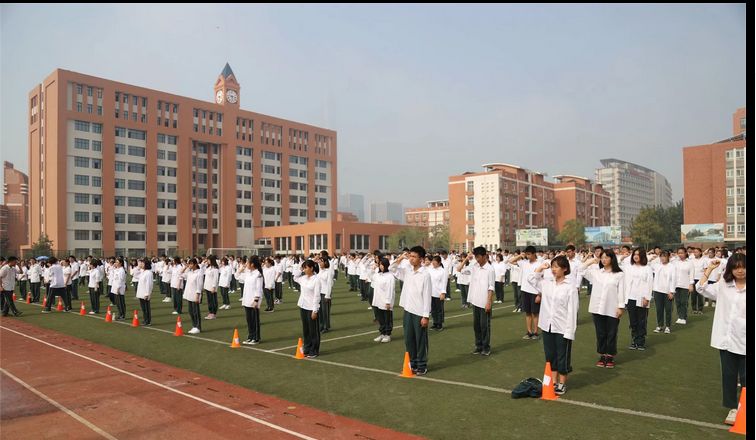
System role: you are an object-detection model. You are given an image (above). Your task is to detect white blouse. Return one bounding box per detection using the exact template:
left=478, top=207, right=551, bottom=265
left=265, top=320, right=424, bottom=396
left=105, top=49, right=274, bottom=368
left=623, top=264, right=653, bottom=307
left=583, top=266, right=625, bottom=317
left=696, top=279, right=746, bottom=355
left=295, top=274, right=321, bottom=312
left=371, top=272, right=396, bottom=310
left=529, top=272, right=579, bottom=340
left=136, top=270, right=154, bottom=300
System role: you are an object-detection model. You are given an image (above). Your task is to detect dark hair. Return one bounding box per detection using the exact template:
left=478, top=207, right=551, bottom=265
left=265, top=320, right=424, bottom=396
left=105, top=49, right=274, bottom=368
left=551, top=255, right=571, bottom=275
left=6, top=256, right=17, bottom=263
left=677, top=247, right=687, bottom=253
left=320, top=256, right=330, bottom=269
left=524, top=246, right=536, bottom=254
left=302, top=259, right=319, bottom=274
left=49, top=257, right=58, bottom=264
left=593, top=246, right=604, bottom=252
left=631, top=248, right=648, bottom=266
left=379, top=257, right=391, bottom=273
left=187, top=258, right=199, bottom=269
left=432, top=255, right=443, bottom=266
left=410, top=245, right=426, bottom=259
left=142, top=259, right=152, bottom=271
left=173, top=256, right=182, bottom=264
left=496, top=253, right=503, bottom=262
left=599, top=250, right=622, bottom=273
left=473, top=246, right=487, bottom=257
left=722, top=253, right=746, bottom=283
left=220, top=257, right=228, bottom=266
left=249, top=256, right=263, bottom=276
left=565, top=245, right=576, bottom=252
left=660, top=250, right=670, bottom=258
left=207, top=255, right=219, bottom=269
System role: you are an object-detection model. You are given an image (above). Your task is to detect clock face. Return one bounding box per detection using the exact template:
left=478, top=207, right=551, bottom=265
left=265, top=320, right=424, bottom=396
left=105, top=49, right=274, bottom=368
left=216, top=90, right=224, bottom=104
left=227, top=90, right=238, bottom=104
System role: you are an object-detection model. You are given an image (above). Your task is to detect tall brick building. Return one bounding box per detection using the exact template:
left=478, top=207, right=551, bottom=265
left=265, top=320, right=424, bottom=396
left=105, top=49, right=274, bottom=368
left=2, top=161, right=29, bottom=255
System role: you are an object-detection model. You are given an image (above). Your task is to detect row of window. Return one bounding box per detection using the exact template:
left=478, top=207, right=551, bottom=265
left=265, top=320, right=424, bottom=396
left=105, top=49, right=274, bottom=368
left=726, top=224, right=746, bottom=234
left=114, top=127, right=146, bottom=140
left=74, top=120, right=103, bottom=133
left=75, top=84, right=103, bottom=99
left=76, top=102, right=103, bottom=115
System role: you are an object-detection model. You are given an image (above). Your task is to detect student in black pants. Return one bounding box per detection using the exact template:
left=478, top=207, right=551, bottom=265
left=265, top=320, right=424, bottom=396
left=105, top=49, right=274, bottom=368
left=239, top=257, right=263, bottom=344
left=295, top=260, right=321, bottom=358
left=87, top=259, right=102, bottom=314
left=371, top=258, right=395, bottom=342
left=135, top=259, right=154, bottom=325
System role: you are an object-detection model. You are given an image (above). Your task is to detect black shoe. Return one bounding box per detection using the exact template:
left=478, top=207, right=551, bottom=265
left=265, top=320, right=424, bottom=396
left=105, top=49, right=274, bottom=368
left=414, top=368, right=428, bottom=376
left=530, top=333, right=541, bottom=340
left=306, top=353, right=319, bottom=359
left=14, top=311, right=23, bottom=317
left=628, top=343, right=637, bottom=350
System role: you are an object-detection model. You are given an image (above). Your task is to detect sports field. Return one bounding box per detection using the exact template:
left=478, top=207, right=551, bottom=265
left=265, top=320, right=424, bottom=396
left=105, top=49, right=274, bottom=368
left=4, top=279, right=733, bottom=439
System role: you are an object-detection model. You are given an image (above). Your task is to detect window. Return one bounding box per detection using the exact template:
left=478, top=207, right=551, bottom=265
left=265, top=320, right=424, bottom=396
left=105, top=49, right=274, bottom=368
left=115, top=127, right=127, bottom=137
left=92, top=195, right=101, bottom=205
left=466, top=181, right=474, bottom=192
left=114, top=178, right=126, bottom=189
left=91, top=159, right=101, bottom=170
left=74, top=156, right=89, bottom=168
left=128, top=214, right=146, bottom=224
left=74, top=138, right=90, bottom=150
left=74, top=120, right=90, bottom=132
left=168, top=151, right=177, bottom=161
left=74, top=175, right=89, bottom=185
left=115, top=144, right=126, bottom=154
left=74, top=230, right=90, bottom=240
left=127, top=163, right=145, bottom=174
left=114, top=196, right=126, bottom=206
left=74, top=211, right=90, bottom=222
left=91, top=212, right=102, bottom=223
left=128, top=180, right=145, bottom=191
left=92, top=123, right=102, bottom=134
left=115, top=161, right=126, bottom=172
left=128, top=197, right=145, bottom=207
left=92, top=230, right=102, bottom=240
left=128, top=145, right=146, bottom=157
left=74, top=193, right=90, bottom=204
left=92, top=176, right=102, bottom=187
left=128, top=231, right=146, bottom=241
left=128, top=129, right=146, bottom=140
left=114, top=231, right=126, bottom=241
left=92, top=140, right=102, bottom=151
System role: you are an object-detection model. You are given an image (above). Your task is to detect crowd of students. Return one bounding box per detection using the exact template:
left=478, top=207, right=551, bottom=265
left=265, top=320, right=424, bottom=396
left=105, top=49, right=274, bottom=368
left=0, top=243, right=746, bottom=424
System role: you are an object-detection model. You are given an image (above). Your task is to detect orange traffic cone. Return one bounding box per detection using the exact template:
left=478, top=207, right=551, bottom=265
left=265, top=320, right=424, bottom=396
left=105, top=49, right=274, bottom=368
left=105, top=306, right=113, bottom=323
left=400, top=352, right=414, bottom=378
left=131, top=310, right=140, bottom=327
left=541, top=362, right=558, bottom=400
left=79, top=302, right=87, bottom=315
left=26, top=293, right=31, bottom=304
left=42, top=296, right=47, bottom=307
left=729, top=387, right=746, bottom=434
left=173, top=316, right=184, bottom=336
left=230, top=328, right=241, bottom=348
left=12, top=293, right=17, bottom=301
left=294, top=338, right=305, bottom=359
left=56, top=297, right=64, bottom=312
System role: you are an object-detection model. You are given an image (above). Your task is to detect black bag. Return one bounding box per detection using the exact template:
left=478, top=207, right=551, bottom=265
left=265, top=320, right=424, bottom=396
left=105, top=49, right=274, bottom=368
left=512, top=377, right=542, bottom=398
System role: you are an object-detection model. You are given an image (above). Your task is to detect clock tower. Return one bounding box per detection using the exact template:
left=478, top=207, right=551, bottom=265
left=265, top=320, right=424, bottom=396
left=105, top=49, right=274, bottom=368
left=214, top=62, right=240, bottom=107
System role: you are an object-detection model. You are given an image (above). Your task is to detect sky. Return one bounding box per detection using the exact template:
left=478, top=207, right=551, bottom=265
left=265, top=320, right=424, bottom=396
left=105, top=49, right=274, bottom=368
left=0, top=4, right=746, bottom=207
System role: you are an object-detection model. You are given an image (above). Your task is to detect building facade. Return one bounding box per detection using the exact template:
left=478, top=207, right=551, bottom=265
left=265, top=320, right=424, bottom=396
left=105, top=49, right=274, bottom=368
left=338, top=193, right=365, bottom=222
left=595, top=158, right=673, bottom=234
left=370, top=201, right=403, bottom=224
left=3, top=161, right=29, bottom=255
left=683, top=108, right=746, bottom=243
left=405, top=200, right=449, bottom=229
left=553, top=175, right=611, bottom=232
left=26, top=65, right=337, bottom=256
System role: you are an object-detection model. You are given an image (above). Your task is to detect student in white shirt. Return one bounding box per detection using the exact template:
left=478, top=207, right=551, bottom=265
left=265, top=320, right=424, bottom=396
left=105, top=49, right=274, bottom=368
left=29, top=260, right=42, bottom=303
left=582, top=250, right=625, bottom=369
left=87, top=259, right=103, bottom=314
left=61, top=259, right=74, bottom=311
left=291, top=256, right=302, bottom=292
left=170, top=257, right=185, bottom=314
left=110, top=258, right=127, bottom=320
left=181, top=258, right=204, bottom=334
left=0, top=257, right=22, bottom=317
left=68, top=256, right=80, bottom=301
left=203, top=256, right=220, bottom=319
left=239, top=257, right=264, bottom=344
left=689, top=247, right=707, bottom=315
left=649, top=251, right=676, bottom=333
left=492, top=254, right=507, bottom=304
left=529, top=255, right=578, bottom=395
left=317, top=252, right=334, bottom=333
left=428, top=256, right=447, bottom=331
left=509, top=251, right=523, bottom=312
left=160, top=257, right=172, bottom=303
left=458, top=247, right=495, bottom=355
left=295, top=260, right=322, bottom=358
left=624, top=248, right=653, bottom=350
left=262, top=257, right=277, bottom=312
left=696, top=254, right=746, bottom=425
left=135, top=259, right=154, bottom=325
left=372, top=258, right=396, bottom=342
left=16, top=260, right=28, bottom=303
left=509, top=246, right=543, bottom=340
left=218, top=257, right=233, bottom=310
left=672, top=247, right=695, bottom=325
left=273, top=255, right=284, bottom=304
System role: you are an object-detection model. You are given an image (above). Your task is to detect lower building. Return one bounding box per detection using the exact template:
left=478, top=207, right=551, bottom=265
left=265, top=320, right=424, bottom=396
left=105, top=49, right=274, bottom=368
left=553, top=175, right=611, bottom=231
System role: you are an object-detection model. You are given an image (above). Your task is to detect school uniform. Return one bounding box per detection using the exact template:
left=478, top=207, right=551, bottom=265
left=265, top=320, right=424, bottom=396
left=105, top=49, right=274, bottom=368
left=428, top=265, right=447, bottom=329
left=295, top=274, right=322, bottom=356
left=29, top=263, right=42, bottom=303
left=240, top=270, right=263, bottom=342
left=456, top=263, right=471, bottom=307
left=583, top=266, right=625, bottom=358
left=136, top=269, right=154, bottom=325
left=690, top=256, right=707, bottom=312
left=347, top=259, right=358, bottom=291
left=62, top=265, right=74, bottom=311
left=372, top=272, right=396, bottom=337
left=160, top=262, right=172, bottom=301
left=672, top=259, right=695, bottom=322
left=16, top=266, right=28, bottom=302
left=43, top=264, right=65, bottom=312
left=274, top=261, right=284, bottom=302
left=650, top=260, right=675, bottom=329
left=170, top=264, right=185, bottom=313
left=509, top=261, right=523, bottom=311
left=318, top=266, right=334, bottom=332
left=391, top=261, right=432, bottom=373
left=517, top=259, right=542, bottom=316
left=87, top=267, right=102, bottom=313
left=529, top=272, right=578, bottom=375
left=70, top=260, right=80, bottom=300
left=110, top=267, right=127, bottom=319
left=203, top=266, right=220, bottom=317
left=623, top=264, right=653, bottom=348
left=291, top=262, right=302, bottom=292
left=182, top=269, right=204, bottom=332
left=218, top=265, right=233, bottom=307
left=464, top=261, right=495, bottom=353
left=0, top=265, right=21, bottom=316
left=262, top=265, right=276, bottom=311
left=493, top=261, right=507, bottom=303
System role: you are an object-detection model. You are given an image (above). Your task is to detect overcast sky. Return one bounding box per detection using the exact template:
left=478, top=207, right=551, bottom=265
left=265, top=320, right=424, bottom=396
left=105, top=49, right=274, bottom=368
left=0, top=4, right=746, bottom=207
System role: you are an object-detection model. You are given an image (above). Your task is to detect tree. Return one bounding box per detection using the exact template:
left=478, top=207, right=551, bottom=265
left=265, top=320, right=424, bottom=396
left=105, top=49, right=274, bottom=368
left=387, top=227, right=428, bottom=252
left=30, top=234, right=54, bottom=257
left=556, top=219, right=586, bottom=247
left=427, top=224, right=450, bottom=251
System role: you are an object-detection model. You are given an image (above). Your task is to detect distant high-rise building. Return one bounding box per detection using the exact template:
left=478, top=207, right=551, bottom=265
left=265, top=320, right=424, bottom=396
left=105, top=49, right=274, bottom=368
left=339, top=193, right=365, bottom=222
left=595, top=159, right=673, bottom=234
left=3, top=161, right=29, bottom=255
left=370, top=201, right=403, bottom=224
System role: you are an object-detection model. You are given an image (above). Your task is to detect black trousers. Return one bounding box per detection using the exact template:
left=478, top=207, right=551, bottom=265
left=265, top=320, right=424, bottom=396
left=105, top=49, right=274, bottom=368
left=473, top=305, right=491, bottom=352
left=626, top=299, right=648, bottom=347
left=543, top=330, right=573, bottom=375
left=264, top=288, right=274, bottom=310
left=319, top=294, right=331, bottom=331
left=18, top=280, right=27, bottom=300
left=359, top=279, right=367, bottom=300
left=349, top=274, right=358, bottom=291
left=188, top=301, right=201, bottom=330
left=161, top=281, right=171, bottom=297
left=494, top=281, right=504, bottom=302
left=205, top=290, right=218, bottom=314
left=446, top=278, right=452, bottom=299
left=70, top=280, right=79, bottom=300
left=139, top=298, right=152, bottom=325
left=1, top=291, right=20, bottom=316
left=244, top=306, right=261, bottom=341
left=675, top=288, right=689, bottom=320
left=592, top=313, right=619, bottom=356
left=512, top=282, right=521, bottom=309
left=88, top=287, right=100, bottom=313
left=44, top=287, right=65, bottom=311
left=286, top=272, right=294, bottom=289
left=720, top=350, right=746, bottom=408
left=30, top=282, right=41, bottom=302
left=375, top=308, right=393, bottom=335
left=300, top=307, right=320, bottom=355
left=691, top=279, right=704, bottom=312
left=459, top=284, right=469, bottom=305
left=431, top=297, right=445, bottom=328
left=114, top=294, right=126, bottom=319
left=275, top=282, right=283, bottom=300
left=62, top=285, right=73, bottom=309
left=653, top=291, right=674, bottom=327
left=220, top=286, right=230, bottom=305
left=172, top=287, right=183, bottom=313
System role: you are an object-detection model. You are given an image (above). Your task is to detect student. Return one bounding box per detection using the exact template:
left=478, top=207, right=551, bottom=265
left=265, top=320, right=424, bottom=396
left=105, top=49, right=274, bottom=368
left=160, top=256, right=172, bottom=303
left=239, top=257, right=263, bottom=344
left=509, top=251, right=522, bottom=312
left=624, top=248, right=653, bottom=350
left=458, top=247, right=495, bottom=356
left=203, top=255, right=220, bottom=319
left=695, top=254, right=746, bottom=425
left=582, top=250, right=625, bottom=368
left=493, top=254, right=507, bottom=304
left=317, top=253, right=334, bottom=333
left=690, top=248, right=707, bottom=315
left=291, top=256, right=302, bottom=292
left=87, top=259, right=102, bottom=314
left=347, top=254, right=358, bottom=292
left=428, top=255, right=447, bottom=331
left=390, top=246, right=432, bottom=375
left=218, top=257, right=233, bottom=310
left=135, top=259, right=154, bottom=325
left=649, top=251, right=676, bottom=334
left=28, top=259, right=42, bottom=303
left=16, top=260, right=28, bottom=303
left=273, top=255, right=284, bottom=305
left=110, top=257, right=127, bottom=320
left=0, top=257, right=22, bottom=317
left=456, top=253, right=471, bottom=309
left=294, top=260, right=322, bottom=358
left=509, top=246, right=542, bottom=340
left=181, top=258, right=203, bottom=334
left=61, top=259, right=74, bottom=311
left=672, top=247, right=695, bottom=325
left=372, top=257, right=396, bottom=342
left=262, top=257, right=276, bottom=312
left=170, top=256, right=184, bottom=315
left=529, top=255, right=577, bottom=395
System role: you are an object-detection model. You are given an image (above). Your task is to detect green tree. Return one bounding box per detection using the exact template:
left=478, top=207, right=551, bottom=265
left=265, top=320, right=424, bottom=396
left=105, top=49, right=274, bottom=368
left=556, top=219, right=586, bottom=247
left=387, top=227, right=427, bottom=252
left=427, top=224, right=450, bottom=251
left=30, top=234, right=54, bottom=257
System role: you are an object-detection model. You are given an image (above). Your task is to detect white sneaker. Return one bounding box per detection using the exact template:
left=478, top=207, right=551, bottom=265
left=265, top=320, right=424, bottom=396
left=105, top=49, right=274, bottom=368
left=455, top=289, right=460, bottom=292
left=367, top=306, right=373, bottom=310
left=675, top=318, right=683, bottom=324
left=88, top=311, right=95, bottom=315
left=653, top=327, right=661, bottom=333
left=224, top=305, right=231, bottom=310
left=188, top=328, right=200, bottom=334
left=238, top=297, right=243, bottom=301
left=664, top=327, right=671, bottom=334
left=679, top=319, right=687, bottom=325
left=171, top=311, right=178, bottom=315
left=373, top=335, right=384, bottom=342
left=725, top=408, right=738, bottom=425
left=445, top=297, right=451, bottom=301
left=381, top=335, right=391, bottom=343
left=162, top=297, right=171, bottom=303
left=204, top=314, right=215, bottom=320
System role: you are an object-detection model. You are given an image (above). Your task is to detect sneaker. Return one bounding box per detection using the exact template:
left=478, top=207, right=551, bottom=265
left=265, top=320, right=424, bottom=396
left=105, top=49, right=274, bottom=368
left=555, top=383, right=566, bottom=395
left=664, top=327, right=671, bottom=334
left=224, top=305, right=231, bottom=310
left=725, top=408, right=738, bottom=425
left=605, top=356, right=615, bottom=368
left=367, top=307, right=373, bottom=310
left=679, top=319, right=687, bottom=325
left=596, top=356, right=606, bottom=367
left=530, top=333, right=541, bottom=340
left=250, top=340, right=259, bottom=345
left=242, top=339, right=253, bottom=345
left=306, top=353, right=318, bottom=359
left=522, top=333, right=532, bottom=340
left=629, top=343, right=637, bottom=350
left=414, top=368, right=427, bottom=376
left=512, top=308, right=519, bottom=313
left=171, top=311, right=178, bottom=315
left=380, top=335, right=391, bottom=343
left=204, top=314, right=215, bottom=320
left=238, top=297, right=243, bottom=301
left=675, top=318, right=683, bottom=324
left=162, top=297, right=171, bottom=303
left=445, top=297, right=451, bottom=301
left=373, top=335, right=384, bottom=342
left=188, top=328, right=200, bottom=334
left=653, top=327, right=661, bottom=333
left=471, top=348, right=482, bottom=355
left=636, top=345, right=646, bottom=351
left=481, top=350, right=491, bottom=356
left=41, top=310, right=51, bottom=313
left=88, top=311, right=95, bottom=315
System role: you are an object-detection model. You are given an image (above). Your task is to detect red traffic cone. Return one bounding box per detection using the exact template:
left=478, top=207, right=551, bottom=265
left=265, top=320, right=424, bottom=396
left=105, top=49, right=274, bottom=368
left=729, top=387, right=746, bottom=434
left=56, top=297, right=64, bottom=312
left=131, top=310, right=140, bottom=327
left=400, top=352, right=414, bottom=378
left=12, top=293, right=17, bottom=301
left=79, top=302, right=87, bottom=316
left=173, top=316, right=184, bottom=336
left=26, top=293, right=31, bottom=304
left=105, top=306, right=113, bottom=323
left=294, top=338, right=305, bottom=359
left=541, top=362, right=558, bottom=401
left=42, top=296, right=47, bottom=307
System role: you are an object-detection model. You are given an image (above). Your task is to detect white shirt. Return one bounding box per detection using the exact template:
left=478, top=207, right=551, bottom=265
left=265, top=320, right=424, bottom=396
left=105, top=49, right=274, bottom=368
left=623, top=264, right=653, bottom=307
left=691, top=256, right=707, bottom=280
left=390, top=262, right=432, bottom=318
left=295, top=274, right=321, bottom=312
left=70, top=261, right=80, bottom=280
left=181, top=269, right=203, bottom=302
left=697, top=279, right=746, bottom=355
left=317, top=267, right=334, bottom=298
left=219, top=265, right=233, bottom=288
left=673, top=259, right=695, bottom=289
left=49, top=264, right=65, bottom=288
left=29, top=264, right=42, bottom=283
left=509, top=262, right=522, bottom=285
left=262, top=266, right=276, bottom=290
left=455, top=262, right=471, bottom=285
left=136, top=270, right=154, bottom=300
left=371, top=272, right=396, bottom=310
left=428, top=265, right=447, bottom=298
left=461, top=261, right=495, bottom=308
left=88, top=267, right=102, bottom=288
left=203, top=267, right=219, bottom=292
left=170, top=265, right=184, bottom=289
left=160, top=263, right=172, bottom=283
left=516, top=259, right=541, bottom=294
left=63, top=266, right=72, bottom=286
left=583, top=266, right=626, bottom=317
left=529, top=272, right=579, bottom=340
left=110, top=267, right=126, bottom=295
left=239, top=270, right=263, bottom=308
left=0, top=265, right=18, bottom=291
left=493, top=261, right=507, bottom=282
left=651, top=261, right=675, bottom=294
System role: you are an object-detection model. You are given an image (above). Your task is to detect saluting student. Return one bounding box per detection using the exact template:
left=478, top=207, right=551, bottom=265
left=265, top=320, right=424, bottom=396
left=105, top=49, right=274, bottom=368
left=160, top=256, right=173, bottom=303
left=317, top=252, right=334, bottom=333
left=203, top=255, right=220, bottom=319
left=623, top=248, right=653, bottom=350
left=0, top=257, right=22, bottom=317
left=509, top=246, right=542, bottom=340
left=649, top=251, right=676, bottom=334
left=170, top=257, right=184, bottom=314
left=428, top=255, right=447, bottom=331
left=181, top=258, right=203, bottom=334
left=239, top=256, right=263, bottom=344
left=493, top=254, right=507, bottom=304
left=455, top=253, right=471, bottom=309
left=262, top=258, right=276, bottom=312
left=16, top=260, right=28, bottom=303
left=295, top=260, right=322, bottom=358
left=672, top=247, right=695, bottom=325
left=29, top=259, right=42, bottom=303
left=135, top=259, right=154, bottom=325
left=273, top=255, right=284, bottom=304
left=218, top=257, right=233, bottom=310
left=371, top=257, right=396, bottom=342
left=509, top=252, right=522, bottom=312
left=582, top=250, right=625, bottom=369
left=458, top=247, right=495, bottom=356
left=87, top=259, right=103, bottom=314
left=110, top=257, right=127, bottom=320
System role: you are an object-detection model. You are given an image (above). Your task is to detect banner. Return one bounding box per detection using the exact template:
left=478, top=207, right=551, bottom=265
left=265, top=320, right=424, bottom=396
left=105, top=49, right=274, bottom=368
left=515, top=228, right=548, bottom=247
left=584, top=226, right=622, bottom=245
left=680, top=224, right=724, bottom=243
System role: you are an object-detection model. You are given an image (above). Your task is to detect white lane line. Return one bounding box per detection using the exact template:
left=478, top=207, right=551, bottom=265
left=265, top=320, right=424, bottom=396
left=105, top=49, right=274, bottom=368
left=0, top=367, right=119, bottom=440
left=0, top=326, right=318, bottom=440
left=14, top=302, right=729, bottom=431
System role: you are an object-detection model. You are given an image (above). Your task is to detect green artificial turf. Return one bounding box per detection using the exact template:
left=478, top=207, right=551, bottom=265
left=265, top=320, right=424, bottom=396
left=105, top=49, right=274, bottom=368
left=6, top=279, right=733, bottom=439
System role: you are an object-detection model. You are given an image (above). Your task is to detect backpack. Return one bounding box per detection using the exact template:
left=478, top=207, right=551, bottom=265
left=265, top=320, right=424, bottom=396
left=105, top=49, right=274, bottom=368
left=512, top=377, right=542, bottom=398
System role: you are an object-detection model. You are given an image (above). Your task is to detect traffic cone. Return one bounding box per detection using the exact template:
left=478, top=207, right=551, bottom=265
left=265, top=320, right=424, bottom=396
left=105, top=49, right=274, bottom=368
left=56, top=298, right=64, bottom=312
left=541, top=362, right=558, bottom=400
left=400, top=352, right=414, bottom=378
left=729, top=387, right=746, bottom=434
left=230, top=328, right=241, bottom=348
left=294, top=338, right=305, bottom=359
left=42, top=296, right=47, bottom=307
left=26, top=293, right=31, bottom=304
left=105, top=306, right=113, bottom=323
left=12, top=293, right=17, bottom=301
left=173, top=316, right=184, bottom=336
left=131, top=310, right=140, bottom=327
left=79, top=302, right=87, bottom=315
